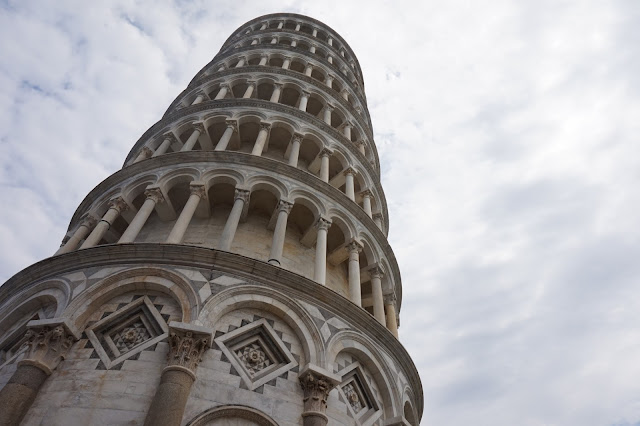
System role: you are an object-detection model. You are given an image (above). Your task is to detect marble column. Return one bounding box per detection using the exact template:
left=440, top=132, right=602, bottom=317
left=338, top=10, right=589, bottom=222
left=313, top=217, right=332, bottom=285
left=133, top=146, right=153, bottom=163
left=312, top=28, right=318, bottom=37
left=180, top=122, right=205, bottom=152
left=118, top=188, right=164, bottom=243
left=214, top=84, right=229, bottom=100
left=341, top=89, right=349, bottom=101
left=323, top=104, right=333, bottom=124
left=260, top=23, right=267, bottom=30
left=270, top=83, right=283, bottom=103
left=277, top=21, right=284, bottom=29
left=299, top=91, right=310, bottom=112
left=310, top=44, right=316, bottom=54
left=270, top=37, right=277, bottom=44
left=343, top=168, right=356, bottom=201
left=251, top=39, right=258, bottom=45
left=218, top=189, right=250, bottom=251
left=55, top=216, right=97, bottom=255
left=299, top=370, right=337, bottom=426
left=144, top=322, right=212, bottom=426
left=325, top=74, right=333, bottom=89
left=235, top=57, right=246, bottom=67
left=384, top=294, right=399, bottom=338
left=282, top=57, right=291, bottom=70
left=361, top=190, right=373, bottom=217
left=319, top=149, right=332, bottom=183
left=166, top=183, right=206, bottom=244
left=355, top=140, right=366, bottom=155
left=214, top=120, right=237, bottom=151
left=327, top=55, right=333, bottom=65
left=291, top=40, right=297, bottom=47
left=251, top=122, right=271, bottom=156
left=370, top=266, right=386, bottom=325
left=217, top=64, right=225, bottom=72
left=80, top=197, right=128, bottom=249
left=268, top=200, right=294, bottom=265
left=347, top=240, right=363, bottom=306
left=341, top=122, right=352, bottom=140
left=191, top=92, right=207, bottom=105
left=242, top=81, right=256, bottom=98
left=328, top=37, right=333, bottom=46
left=259, top=54, right=269, bottom=66
left=295, top=23, right=301, bottom=31
left=304, top=64, right=313, bottom=77
left=152, top=134, right=177, bottom=157
left=0, top=320, right=77, bottom=426
left=288, top=133, right=303, bottom=166
left=373, top=213, right=383, bottom=230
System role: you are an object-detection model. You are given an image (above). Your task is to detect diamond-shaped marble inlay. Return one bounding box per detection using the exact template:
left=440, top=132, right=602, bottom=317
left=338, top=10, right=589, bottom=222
left=338, top=363, right=379, bottom=419
left=215, top=318, right=297, bottom=390
left=86, top=296, right=168, bottom=369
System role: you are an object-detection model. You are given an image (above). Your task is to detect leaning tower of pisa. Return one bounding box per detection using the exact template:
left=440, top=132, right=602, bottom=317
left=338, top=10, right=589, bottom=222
left=0, top=13, right=422, bottom=426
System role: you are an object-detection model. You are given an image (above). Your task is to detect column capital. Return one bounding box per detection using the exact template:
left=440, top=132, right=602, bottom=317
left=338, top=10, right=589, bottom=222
left=369, top=264, right=384, bottom=279
left=141, top=146, right=153, bottom=156
left=315, top=216, right=332, bottom=231
left=162, top=132, right=178, bottom=143
left=343, top=167, right=357, bottom=177
left=283, top=55, right=292, bottom=61
left=218, top=82, right=230, bottom=91
left=323, top=103, right=334, bottom=112
left=234, top=188, right=251, bottom=203
left=225, top=119, right=238, bottom=132
left=326, top=73, right=335, bottom=80
left=338, top=121, right=352, bottom=131
left=384, top=293, right=397, bottom=305
left=144, top=187, right=165, bottom=204
left=276, top=199, right=294, bottom=214
left=19, top=319, right=79, bottom=375
left=108, top=196, right=129, bottom=213
left=217, top=63, right=227, bottom=70
left=246, top=80, right=257, bottom=89
left=319, top=147, right=333, bottom=158
left=292, top=132, right=304, bottom=143
left=196, top=91, right=208, bottom=100
left=81, top=216, right=98, bottom=229
left=299, top=366, right=340, bottom=420
left=347, top=239, right=363, bottom=254
left=259, top=122, right=272, bottom=132
left=189, top=182, right=207, bottom=198
left=372, top=212, right=383, bottom=221
left=166, top=322, right=213, bottom=379
left=192, top=122, right=205, bottom=133
left=360, top=189, right=374, bottom=198
left=260, top=54, right=269, bottom=60
left=273, top=82, right=284, bottom=89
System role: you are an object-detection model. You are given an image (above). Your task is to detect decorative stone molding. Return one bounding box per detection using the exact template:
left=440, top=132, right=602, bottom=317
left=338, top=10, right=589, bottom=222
left=81, top=215, right=98, bottom=229
left=189, top=182, right=207, bottom=199
left=384, top=293, right=397, bottom=305
left=19, top=319, right=79, bottom=375
left=108, top=196, right=129, bottom=214
left=259, top=121, right=272, bottom=132
left=277, top=199, right=294, bottom=214
left=343, top=167, right=357, bottom=177
left=191, top=122, right=206, bottom=133
left=292, top=132, right=304, bottom=143
left=144, top=187, right=165, bottom=204
left=234, top=188, right=251, bottom=203
left=319, top=147, right=333, bottom=158
left=140, top=146, right=153, bottom=157
left=166, top=321, right=213, bottom=378
left=315, top=216, right=332, bottom=232
left=299, top=365, right=341, bottom=425
left=225, top=118, right=238, bottom=132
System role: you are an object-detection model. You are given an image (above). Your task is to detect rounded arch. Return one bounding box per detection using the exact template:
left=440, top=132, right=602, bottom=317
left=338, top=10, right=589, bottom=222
left=63, top=267, right=199, bottom=330
left=288, top=190, right=325, bottom=218
left=186, top=405, right=278, bottom=426
left=327, top=330, right=400, bottom=417
left=245, top=175, right=288, bottom=201
left=199, top=285, right=324, bottom=365
left=121, top=174, right=159, bottom=206
left=403, top=388, right=419, bottom=426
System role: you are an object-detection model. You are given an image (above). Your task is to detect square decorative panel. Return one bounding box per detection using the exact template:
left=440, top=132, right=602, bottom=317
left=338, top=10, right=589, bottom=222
left=338, top=363, right=379, bottom=419
left=86, top=296, right=168, bottom=369
left=215, top=318, right=297, bottom=390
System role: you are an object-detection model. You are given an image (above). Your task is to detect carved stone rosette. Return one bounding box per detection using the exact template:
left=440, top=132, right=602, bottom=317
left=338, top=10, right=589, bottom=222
left=20, top=322, right=76, bottom=375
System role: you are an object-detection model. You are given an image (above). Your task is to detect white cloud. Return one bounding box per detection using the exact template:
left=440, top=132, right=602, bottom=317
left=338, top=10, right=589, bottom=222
left=1, top=0, right=639, bottom=424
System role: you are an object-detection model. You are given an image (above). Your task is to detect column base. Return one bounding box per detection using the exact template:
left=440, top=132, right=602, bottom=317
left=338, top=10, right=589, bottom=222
left=302, top=411, right=329, bottom=426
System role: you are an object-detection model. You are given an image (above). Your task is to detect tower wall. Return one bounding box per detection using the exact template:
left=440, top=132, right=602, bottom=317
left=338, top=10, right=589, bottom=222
left=0, top=13, right=423, bottom=426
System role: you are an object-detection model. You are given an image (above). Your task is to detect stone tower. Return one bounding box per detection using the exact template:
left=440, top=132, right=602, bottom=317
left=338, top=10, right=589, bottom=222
left=0, top=13, right=423, bottom=426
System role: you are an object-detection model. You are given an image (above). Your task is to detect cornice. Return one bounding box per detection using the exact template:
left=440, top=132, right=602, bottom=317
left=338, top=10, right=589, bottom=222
left=222, top=13, right=365, bottom=85
left=169, top=65, right=373, bottom=140
left=124, top=99, right=381, bottom=179
left=0, top=244, right=418, bottom=415
left=195, top=44, right=366, bottom=108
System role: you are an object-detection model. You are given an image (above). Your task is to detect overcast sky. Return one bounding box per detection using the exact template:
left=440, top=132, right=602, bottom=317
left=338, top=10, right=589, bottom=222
left=1, top=1, right=640, bottom=424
